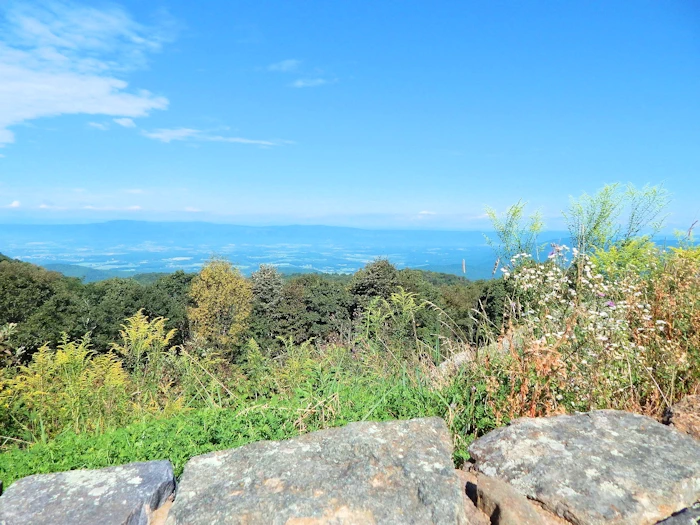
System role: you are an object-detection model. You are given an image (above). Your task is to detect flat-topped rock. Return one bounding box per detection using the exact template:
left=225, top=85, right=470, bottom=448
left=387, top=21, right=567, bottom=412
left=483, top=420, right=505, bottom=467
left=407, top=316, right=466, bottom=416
left=468, top=410, right=700, bottom=525
left=167, top=417, right=473, bottom=524
left=0, top=460, right=175, bottom=525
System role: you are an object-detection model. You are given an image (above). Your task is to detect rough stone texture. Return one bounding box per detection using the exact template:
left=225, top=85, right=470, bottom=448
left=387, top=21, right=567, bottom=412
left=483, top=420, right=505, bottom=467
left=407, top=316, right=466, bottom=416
left=454, top=471, right=490, bottom=525
left=167, top=417, right=473, bottom=524
left=657, top=503, right=700, bottom=524
left=665, top=395, right=700, bottom=440
left=460, top=469, right=565, bottom=525
left=0, top=460, right=175, bottom=525
left=468, top=410, right=700, bottom=525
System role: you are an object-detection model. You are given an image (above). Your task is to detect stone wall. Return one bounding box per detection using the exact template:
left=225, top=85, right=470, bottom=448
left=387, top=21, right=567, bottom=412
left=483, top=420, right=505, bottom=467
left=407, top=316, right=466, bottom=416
left=1, top=399, right=699, bottom=524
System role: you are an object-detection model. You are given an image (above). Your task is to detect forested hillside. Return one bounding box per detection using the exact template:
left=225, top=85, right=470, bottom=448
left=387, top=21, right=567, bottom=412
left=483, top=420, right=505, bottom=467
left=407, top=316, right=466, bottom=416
left=0, top=255, right=493, bottom=357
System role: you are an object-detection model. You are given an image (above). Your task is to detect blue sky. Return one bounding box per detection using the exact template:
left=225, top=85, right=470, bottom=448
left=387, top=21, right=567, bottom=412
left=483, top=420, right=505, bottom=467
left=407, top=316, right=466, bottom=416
left=0, top=0, right=698, bottom=229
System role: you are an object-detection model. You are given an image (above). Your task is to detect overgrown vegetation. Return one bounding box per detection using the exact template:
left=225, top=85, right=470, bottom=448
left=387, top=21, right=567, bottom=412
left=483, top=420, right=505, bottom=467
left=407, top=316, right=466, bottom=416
left=0, top=182, right=697, bottom=489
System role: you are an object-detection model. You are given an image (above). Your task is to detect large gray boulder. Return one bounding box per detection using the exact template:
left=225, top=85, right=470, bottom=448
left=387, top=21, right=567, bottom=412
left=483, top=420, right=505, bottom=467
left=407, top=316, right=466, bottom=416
left=0, top=460, right=175, bottom=525
left=167, top=417, right=473, bottom=524
left=468, top=410, right=700, bottom=525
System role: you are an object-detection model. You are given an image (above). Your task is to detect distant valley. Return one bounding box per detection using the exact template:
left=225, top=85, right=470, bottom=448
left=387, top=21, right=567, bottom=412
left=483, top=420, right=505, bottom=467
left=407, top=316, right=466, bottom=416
left=0, top=221, right=572, bottom=281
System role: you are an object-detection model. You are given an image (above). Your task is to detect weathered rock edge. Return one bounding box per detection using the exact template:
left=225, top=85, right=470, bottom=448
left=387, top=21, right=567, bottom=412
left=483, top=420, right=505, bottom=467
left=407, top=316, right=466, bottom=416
left=0, top=460, right=175, bottom=525
left=459, top=469, right=567, bottom=525
left=468, top=409, right=700, bottom=525
left=166, top=417, right=472, bottom=525
left=664, top=395, right=700, bottom=441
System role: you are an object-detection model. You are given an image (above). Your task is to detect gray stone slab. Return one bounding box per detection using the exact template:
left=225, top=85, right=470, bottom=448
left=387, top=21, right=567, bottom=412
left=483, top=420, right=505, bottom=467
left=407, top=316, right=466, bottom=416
left=0, top=460, right=175, bottom=525
left=468, top=410, right=700, bottom=525
left=167, top=417, right=473, bottom=524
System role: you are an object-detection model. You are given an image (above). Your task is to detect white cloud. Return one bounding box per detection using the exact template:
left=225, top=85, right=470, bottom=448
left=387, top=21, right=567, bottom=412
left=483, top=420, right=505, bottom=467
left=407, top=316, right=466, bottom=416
left=0, top=1, right=171, bottom=145
left=83, top=204, right=142, bottom=211
left=419, top=210, right=437, bottom=215
left=125, top=188, right=143, bottom=194
left=142, top=128, right=200, bottom=143
left=291, top=78, right=328, bottom=88
left=268, top=59, right=300, bottom=72
left=38, top=202, right=67, bottom=210
left=142, top=127, right=278, bottom=146
left=113, top=117, right=136, bottom=128
left=88, top=121, right=109, bottom=130
left=184, top=206, right=201, bottom=213
left=206, top=135, right=275, bottom=146
left=6, top=200, right=20, bottom=208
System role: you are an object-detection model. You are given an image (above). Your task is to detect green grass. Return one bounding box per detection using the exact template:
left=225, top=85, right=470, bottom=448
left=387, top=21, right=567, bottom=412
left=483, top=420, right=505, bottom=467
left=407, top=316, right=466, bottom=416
left=0, top=370, right=497, bottom=487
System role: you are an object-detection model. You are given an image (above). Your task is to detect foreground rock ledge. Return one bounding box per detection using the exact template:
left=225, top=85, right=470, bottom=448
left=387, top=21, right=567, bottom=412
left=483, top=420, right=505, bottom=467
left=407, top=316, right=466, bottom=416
left=0, top=460, right=175, bottom=525
left=468, top=410, right=700, bottom=525
left=166, top=417, right=472, bottom=525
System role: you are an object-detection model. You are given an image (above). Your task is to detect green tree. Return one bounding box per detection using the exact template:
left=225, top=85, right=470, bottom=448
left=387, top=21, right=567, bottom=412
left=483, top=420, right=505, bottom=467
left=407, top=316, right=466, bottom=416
left=349, top=259, right=400, bottom=315
left=0, top=258, right=63, bottom=326
left=85, top=279, right=148, bottom=350
left=272, top=274, right=351, bottom=347
left=248, top=265, right=284, bottom=349
left=142, top=271, right=194, bottom=345
left=563, top=183, right=670, bottom=253
left=485, top=200, right=543, bottom=265
left=188, top=259, right=253, bottom=351
left=440, top=279, right=490, bottom=342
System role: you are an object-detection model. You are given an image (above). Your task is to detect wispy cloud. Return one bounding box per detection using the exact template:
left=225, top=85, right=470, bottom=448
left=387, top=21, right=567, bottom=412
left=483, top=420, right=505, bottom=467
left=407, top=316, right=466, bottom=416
left=206, top=135, right=276, bottom=146
left=125, top=188, right=144, bottom=194
left=291, top=78, right=329, bottom=88
left=141, top=128, right=200, bottom=143
left=114, top=117, right=136, bottom=128
left=142, top=127, right=279, bottom=146
left=88, top=122, right=109, bottom=130
left=0, top=1, right=172, bottom=146
left=184, top=206, right=201, bottom=213
left=38, top=202, right=67, bottom=210
left=418, top=210, right=437, bottom=215
left=83, top=204, right=143, bottom=211
left=5, top=200, right=20, bottom=208
left=268, top=59, right=300, bottom=72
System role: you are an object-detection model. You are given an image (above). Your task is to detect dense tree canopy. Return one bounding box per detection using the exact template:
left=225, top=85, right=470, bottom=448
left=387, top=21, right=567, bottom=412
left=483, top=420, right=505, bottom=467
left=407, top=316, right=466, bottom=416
left=0, top=253, right=490, bottom=359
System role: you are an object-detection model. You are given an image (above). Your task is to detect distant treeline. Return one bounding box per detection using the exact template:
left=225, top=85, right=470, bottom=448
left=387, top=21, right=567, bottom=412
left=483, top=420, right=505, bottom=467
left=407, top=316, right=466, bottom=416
left=0, top=253, right=506, bottom=358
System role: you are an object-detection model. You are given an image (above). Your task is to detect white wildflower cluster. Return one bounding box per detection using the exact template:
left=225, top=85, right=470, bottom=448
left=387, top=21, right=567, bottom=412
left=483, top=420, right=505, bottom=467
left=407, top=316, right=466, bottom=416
left=507, top=248, right=662, bottom=366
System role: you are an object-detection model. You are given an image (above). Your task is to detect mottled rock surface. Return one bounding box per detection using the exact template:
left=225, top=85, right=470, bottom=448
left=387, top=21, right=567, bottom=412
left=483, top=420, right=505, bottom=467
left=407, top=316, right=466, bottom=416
left=0, top=460, right=175, bottom=525
left=454, top=471, right=490, bottom=525
left=468, top=410, right=700, bottom=525
left=167, top=417, right=472, bottom=524
left=665, top=395, right=700, bottom=440
left=461, top=469, right=566, bottom=525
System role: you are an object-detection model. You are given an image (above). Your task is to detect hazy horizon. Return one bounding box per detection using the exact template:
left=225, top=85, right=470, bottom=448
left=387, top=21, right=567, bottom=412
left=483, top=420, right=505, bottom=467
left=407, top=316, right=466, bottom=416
left=0, top=221, right=580, bottom=279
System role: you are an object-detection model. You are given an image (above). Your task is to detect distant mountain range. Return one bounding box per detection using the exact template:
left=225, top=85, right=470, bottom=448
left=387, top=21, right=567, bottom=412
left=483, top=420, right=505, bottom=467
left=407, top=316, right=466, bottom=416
left=0, top=221, right=573, bottom=280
